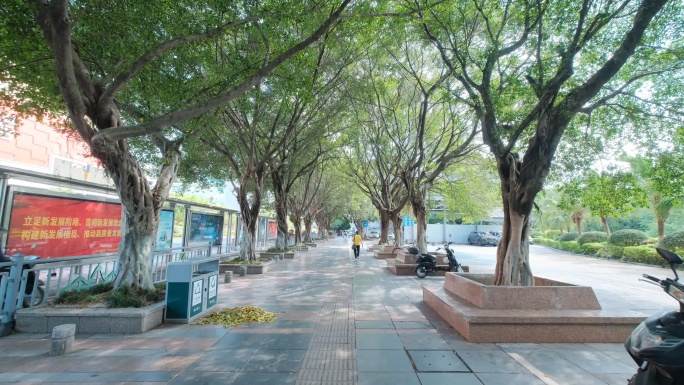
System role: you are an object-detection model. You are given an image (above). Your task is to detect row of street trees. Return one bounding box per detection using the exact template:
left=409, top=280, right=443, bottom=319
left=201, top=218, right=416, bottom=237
left=2, top=0, right=682, bottom=289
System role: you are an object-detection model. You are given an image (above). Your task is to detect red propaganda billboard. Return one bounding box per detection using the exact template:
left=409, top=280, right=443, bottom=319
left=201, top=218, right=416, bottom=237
left=267, top=221, right=278, bottom=239
left=5, top=193, right=123, bottom=258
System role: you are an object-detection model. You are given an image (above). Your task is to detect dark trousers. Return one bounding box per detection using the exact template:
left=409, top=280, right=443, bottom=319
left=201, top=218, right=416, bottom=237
left=353, top=245, right=360, bottom=257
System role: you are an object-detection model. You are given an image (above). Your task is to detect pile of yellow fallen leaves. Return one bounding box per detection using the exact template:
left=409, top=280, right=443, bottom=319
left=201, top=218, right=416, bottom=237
left=197, top=306, right=278, bottom=328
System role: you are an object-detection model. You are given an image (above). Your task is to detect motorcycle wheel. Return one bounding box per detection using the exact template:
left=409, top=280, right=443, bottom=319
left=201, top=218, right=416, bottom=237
left=23, top=287, right=45, bottom=308
left=415, top=266, right=428, bottom=279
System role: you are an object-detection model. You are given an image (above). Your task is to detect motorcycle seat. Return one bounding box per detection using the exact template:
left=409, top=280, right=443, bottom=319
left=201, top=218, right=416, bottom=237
left=420, top=253, right=434, bottom=258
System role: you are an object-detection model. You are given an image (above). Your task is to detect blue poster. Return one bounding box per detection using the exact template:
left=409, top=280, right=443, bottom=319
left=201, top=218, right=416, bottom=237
left=190, top=213, right=223, bottom=246
left=155, top=210, right=174, bottom=250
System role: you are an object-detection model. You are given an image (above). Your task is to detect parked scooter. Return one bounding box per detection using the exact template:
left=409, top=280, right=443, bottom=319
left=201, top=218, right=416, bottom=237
left=414, top=242, right=462, bottom=278
left=0, top=255, right=45, bottom=308
left=624, top=247, right=684, bottom=384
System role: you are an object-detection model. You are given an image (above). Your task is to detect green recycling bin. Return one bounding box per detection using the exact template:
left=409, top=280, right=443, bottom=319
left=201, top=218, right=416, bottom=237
left=165, top=256, right=220, bottom=323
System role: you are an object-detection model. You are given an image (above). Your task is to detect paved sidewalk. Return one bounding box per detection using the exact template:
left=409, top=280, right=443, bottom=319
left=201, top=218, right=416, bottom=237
left=0, top=239, right=638, bottom=385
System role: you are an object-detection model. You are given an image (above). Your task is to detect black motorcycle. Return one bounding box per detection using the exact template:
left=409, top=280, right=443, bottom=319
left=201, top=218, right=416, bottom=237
left=413, top=242, right=462, bottom=278
left=625, top=247, right=684, bottom=385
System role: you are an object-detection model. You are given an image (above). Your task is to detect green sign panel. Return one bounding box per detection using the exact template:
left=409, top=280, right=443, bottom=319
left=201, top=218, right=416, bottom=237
left=207, top=274, right=218, bottom=308
left=189, top=278, right=204, bottom=317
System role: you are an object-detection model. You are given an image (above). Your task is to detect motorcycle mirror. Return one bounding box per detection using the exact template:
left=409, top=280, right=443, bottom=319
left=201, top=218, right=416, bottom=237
left=656, top=248, right=682, bottom=281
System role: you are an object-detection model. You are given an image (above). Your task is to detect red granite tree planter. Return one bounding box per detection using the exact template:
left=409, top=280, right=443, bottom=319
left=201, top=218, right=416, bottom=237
left=423, top=273, right=644, bottom=343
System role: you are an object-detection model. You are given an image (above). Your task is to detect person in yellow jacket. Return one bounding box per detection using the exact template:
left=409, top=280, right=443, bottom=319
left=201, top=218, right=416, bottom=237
left=352, top=231, right=363, bottom=259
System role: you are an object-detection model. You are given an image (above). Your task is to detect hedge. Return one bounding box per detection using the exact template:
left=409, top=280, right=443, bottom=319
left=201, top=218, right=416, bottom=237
left=659, top=230, right=684, bottom=251
left=559, top=241, right=581, bottom=253
left=598, top=244, right=623, bottom=259
left=580, top=242, right=603, bottom=256
left=544, top=230, right=561, bottom=239
left=607, top=229, right=648, bottom=247
left=576, top=231, right=608, bottom=245
left=557, top=232, right=579, bottom=242
left=621, top=246, right=664, bottom=266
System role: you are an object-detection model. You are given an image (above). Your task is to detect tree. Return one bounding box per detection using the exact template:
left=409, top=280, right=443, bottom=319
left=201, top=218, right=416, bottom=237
left=413, top=0, right=678, bottom=285
left=1, top=0, right=353, bottom=287
left=558, top=180, right=586, bottom=235
left=288, top=167, right=326, bottom=245
left=577, top=170, right=649, bottom=235
left=434, top=157, right=500, bottom=225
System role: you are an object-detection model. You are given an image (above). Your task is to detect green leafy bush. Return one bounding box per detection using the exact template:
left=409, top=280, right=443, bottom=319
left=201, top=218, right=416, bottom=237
left=598, top=244, right=623, bottom=259
left=536, top=238, right=559, bottom=249
left=659, top=230, right=684, bottom=251
left=530, top=230, right=543, bottom=237
left=559, top=241, right=581, bottom=253
left=580, top=242, right=603, bottom=256
left=622, top=246, right=664, bottom=266
left=56, top=283, right=113, bottom=305
left=557, top=232, right=579, bottom=242
left=608, top=229, right=648, bottom=247
left=576, top=231, right=608, bottom=245
left=544, top=230, right=561, bottom=239
left=107, top=284, right=166, bottom=308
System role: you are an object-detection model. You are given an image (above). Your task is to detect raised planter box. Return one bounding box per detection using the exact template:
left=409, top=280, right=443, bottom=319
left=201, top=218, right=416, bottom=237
left=259, top=252, right=283, bottom=261
left=424, top=273, right=643, bottom=343
left=16, top=302, right=165, bottom=334
left=303, top=243, right=317, bottom=247
left=219, top=260, right=275, bottom=275
left=283, top=252, right=295, bottom=259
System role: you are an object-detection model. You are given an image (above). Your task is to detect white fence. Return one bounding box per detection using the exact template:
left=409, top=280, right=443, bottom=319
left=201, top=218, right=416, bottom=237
left=424, top=224, right=503, bottom=244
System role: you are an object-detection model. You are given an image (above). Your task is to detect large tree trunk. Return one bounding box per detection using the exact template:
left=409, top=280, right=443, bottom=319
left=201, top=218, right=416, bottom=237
left=100, top=141, right=180, bottom=291
left=601, top=217, right=611, bottom=236
left=379, top=211, right=389, bottom=244
left=303, top=214, right=313, bottom=243
left=113, top=214, right=155, bottom=290
left=412, top=199, right=428, bottom=252
left=391, top=212, right=403, bottom=247
left=272, top=174, right=289, bottom=250
left=354, top=220, right=365, bottom=238
left=493, top=156, right=534, bottom=287
left=236, top=173, right=264, bottom=262
left=495, top=210, right=534, bottom=286
left=290, top=214, right=302, bottom=244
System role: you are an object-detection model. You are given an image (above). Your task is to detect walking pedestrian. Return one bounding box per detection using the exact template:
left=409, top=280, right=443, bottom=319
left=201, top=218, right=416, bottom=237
left=352, top=231, right=362, bottom=259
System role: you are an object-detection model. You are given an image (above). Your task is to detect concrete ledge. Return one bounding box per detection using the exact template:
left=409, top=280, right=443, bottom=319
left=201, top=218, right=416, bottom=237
left=445, top=273, right=601, bottom=310
left=284, top=252, right=295, bottom=259
left=16, top=302, right=165, bottom=334
left=373, top=251, right=396, bottom=259
left=423, top=286, right=642, bottom=343
left=258, top=252, right=283, bottom=261
left=219, top=260, right=275, bottom=275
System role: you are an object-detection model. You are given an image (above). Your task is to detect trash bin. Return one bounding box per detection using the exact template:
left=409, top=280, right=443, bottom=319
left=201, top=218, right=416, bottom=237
left=165, top=256, right=220, bottom=323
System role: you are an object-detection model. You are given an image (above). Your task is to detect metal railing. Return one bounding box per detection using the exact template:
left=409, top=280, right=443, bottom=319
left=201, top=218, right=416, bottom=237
left=0, top=245, right=212, bottom=335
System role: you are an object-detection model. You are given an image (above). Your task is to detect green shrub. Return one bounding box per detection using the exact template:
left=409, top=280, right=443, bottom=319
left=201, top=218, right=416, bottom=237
left=56, top=283, right=114, bottom=305
left=598, top=244, right=623, bottom=259
left=608, top=229, right=648, bottom=247
left=576, top=231, right=608, bottom=245
left=544, top=230, right=561, bottom=239
left=559, top=241, right=581, bottom=253
left=107, top=284, right=165, bottom=308
left=530, top=230, right=543, bottom=238
left=621, top=246, right=664, bottom=266
left=580, top=242, right=603, bottom=256
left=557, top=232, right=579, bottom=242
left=536, top=238, right=559, bottom=249
left=659, top=230, right=684, bottom=251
